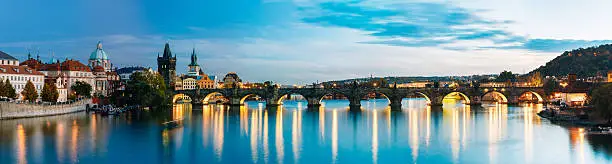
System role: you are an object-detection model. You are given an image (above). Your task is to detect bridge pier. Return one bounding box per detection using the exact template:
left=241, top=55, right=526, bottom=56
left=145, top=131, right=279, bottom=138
left=306, top=97, right=321, bottom=108
left=349, top=98, right=361, bottom=111
left=389, top=97, right=402, bottom=111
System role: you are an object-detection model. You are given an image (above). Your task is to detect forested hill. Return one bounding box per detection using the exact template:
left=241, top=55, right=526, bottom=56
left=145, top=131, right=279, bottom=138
left=529, top=44, right=612, bottom=78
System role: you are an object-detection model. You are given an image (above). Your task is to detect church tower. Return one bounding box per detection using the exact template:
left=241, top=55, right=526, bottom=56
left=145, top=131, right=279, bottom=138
left=89, top=41, right=111, bottom=72
left=157, top=43, right=177, bottom=88
left=187, top=48, right=201, bottom=77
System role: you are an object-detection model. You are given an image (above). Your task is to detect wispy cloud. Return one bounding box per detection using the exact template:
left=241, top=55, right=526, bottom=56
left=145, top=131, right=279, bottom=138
left=299, top=0, right=612, bottom=52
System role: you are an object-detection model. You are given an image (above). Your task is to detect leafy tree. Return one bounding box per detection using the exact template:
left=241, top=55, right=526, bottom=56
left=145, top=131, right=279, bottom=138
left=41, top=83, right=59, bottom=102
left=4, top=79, right=16, bottom=99
left=590, top=84, right=612, bottom=123
left=21, top=80, right=38, bottom=102
left=496, top=70, right=516, bottom=82
left=433, top=81, right=440, bottom=88
left=71, top=81, right=92, bottom=98
left=0, top=79, right=5, bottom=98
left=125, top=71, right=168, bottom=107
left=543, top=79, right=559, bottom=96
left=527, top=71, right=543, bottom=86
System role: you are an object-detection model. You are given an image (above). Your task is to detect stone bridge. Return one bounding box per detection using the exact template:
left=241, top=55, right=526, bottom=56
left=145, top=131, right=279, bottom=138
left=173, top=86, right=546, bottom=111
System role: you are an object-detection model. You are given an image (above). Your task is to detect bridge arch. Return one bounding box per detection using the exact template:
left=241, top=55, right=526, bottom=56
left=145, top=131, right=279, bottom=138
left=276, top=93, right=307, bottom=105
left=360, top=91, right=391, bottom=103
left=519, top=91, right=544, bottom=103
left=240, top=94, right=265, bottom=105
left=442, top=92, right=471, bottom=104
left=202, top=92, right=226, bottom=105
left=414, top=92, right=432, bottom=104
left=172, top=94, right=192, bottom=104
left=481, top=91, right=508, bottom=103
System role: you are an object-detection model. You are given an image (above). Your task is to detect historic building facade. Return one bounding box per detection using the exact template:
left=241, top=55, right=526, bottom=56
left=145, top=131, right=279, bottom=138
left=176, top=48, right=216, bottom=90
left=1, top=51, right=45, bottom=101
left=157, top=43, right=177, bottom=88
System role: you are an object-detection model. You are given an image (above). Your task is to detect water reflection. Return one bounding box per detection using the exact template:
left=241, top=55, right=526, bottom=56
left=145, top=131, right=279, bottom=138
left=2, top=99, right=612, bottom=164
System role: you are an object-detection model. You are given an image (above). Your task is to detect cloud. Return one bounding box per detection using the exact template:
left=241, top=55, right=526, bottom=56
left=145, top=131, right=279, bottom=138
left=299, top=0, right=612, bottom=53
left=300, top=1, right=516, bottom=48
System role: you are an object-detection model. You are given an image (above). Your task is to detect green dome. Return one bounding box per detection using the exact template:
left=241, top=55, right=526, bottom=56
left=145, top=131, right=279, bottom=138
left=89, top=41, right=108, bottom=60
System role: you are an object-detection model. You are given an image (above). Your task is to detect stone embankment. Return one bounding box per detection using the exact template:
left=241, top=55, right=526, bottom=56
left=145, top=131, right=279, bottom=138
left=0, top=99, right=92, bottom=119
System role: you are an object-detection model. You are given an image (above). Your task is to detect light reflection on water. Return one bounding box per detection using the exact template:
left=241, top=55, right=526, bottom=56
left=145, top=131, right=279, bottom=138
left=1, top=99, right=612, bottom=163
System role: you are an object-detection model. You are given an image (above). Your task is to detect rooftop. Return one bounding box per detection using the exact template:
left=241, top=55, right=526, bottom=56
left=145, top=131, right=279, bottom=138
left=0, top=51, right=18, bottom=61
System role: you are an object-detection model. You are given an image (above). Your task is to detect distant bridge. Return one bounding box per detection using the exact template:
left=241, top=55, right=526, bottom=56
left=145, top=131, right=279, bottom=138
left=173, top=85, right=545, bottom=111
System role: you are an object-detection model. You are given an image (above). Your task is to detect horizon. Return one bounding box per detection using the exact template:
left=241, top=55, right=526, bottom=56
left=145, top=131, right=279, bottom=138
left=2, top=0, right=612, bottom=84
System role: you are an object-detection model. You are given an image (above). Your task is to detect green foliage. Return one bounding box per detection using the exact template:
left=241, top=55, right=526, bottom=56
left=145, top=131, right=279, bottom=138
left=527, top=71, right=543, bottom=86
left=125, top=71, right=169, bottom=107
left=590, top=84, right=612, bottom=123
left=496, top=70, right=516, bottom=82
left=21, top=80, right=38, bottom=102
left=4, top=79, right=17, bottom=99
left=528, top=44, right=611, bottom=78
left=0, top=79, right=5, bottom=98
left=41, top=83, right=59, bottom=102
left=543, top=79, right=559, bottom=96
left=71, top=81, right=92, bottom=98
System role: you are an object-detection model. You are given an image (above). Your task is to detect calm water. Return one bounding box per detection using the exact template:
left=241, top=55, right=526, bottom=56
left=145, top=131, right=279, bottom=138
left=1, top=98, right=612, bottom=164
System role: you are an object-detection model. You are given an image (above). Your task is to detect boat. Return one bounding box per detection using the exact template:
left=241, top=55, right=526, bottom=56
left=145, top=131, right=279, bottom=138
left=585, top=126, right=612, bottom=135
left=162, top=119, right=183, bottom=129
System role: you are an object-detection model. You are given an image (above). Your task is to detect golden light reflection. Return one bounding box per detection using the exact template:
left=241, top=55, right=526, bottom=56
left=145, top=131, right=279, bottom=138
left=240, top=106, right=249, bottom=137
left=292, top=109, right=303, bottom=162
left=275, top=109, right=284, bottom=163
left=56, top=122, right=65, bottom=162
left=16, top=124, right=27, bottom=164
left=213, top=106, right=225, bottom=161
left=569, top=127, right=586, bottom=164
left=71, top=120, right=79, bottom=163
left=462, top=106, right=471, bottom=148
left=426, top=106, right=431, bottom=147
left=319, top=107, right=325, bottom=142
left=487, top=104, right=508, bottom=164
left=372, top=110, right=379, bottom=163
left=450, top=108, right=459, bottom=162
left=332, top=109, right=338, bottom=164
left=409, top=109, right=419, bottom=160
left=90, top=114, right=97, bottom=152
left=263, top=110, right=269, bottom=163
left=523, top=106, right=534, bottom=163
left=250, top=109, right=259, bottom=163
left=202, top=106, right=211, bottom=147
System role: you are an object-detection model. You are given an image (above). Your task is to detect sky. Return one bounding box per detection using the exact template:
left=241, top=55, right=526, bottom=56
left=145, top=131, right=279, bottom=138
left=1, top=0, right=611, bottom=84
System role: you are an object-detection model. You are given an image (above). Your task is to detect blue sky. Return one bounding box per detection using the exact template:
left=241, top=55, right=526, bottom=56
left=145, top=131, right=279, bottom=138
left=1, top=0, right=611, bottom=84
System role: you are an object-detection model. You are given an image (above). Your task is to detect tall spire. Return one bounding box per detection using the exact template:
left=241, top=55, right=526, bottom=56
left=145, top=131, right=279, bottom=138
left=163, top=42, right=172, bottom=58
left=189, top=48, right=198, bottom=66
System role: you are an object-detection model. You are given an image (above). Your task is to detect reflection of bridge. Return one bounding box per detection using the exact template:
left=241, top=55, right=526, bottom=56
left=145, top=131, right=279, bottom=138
left=173, top=86, right=545, bottom=111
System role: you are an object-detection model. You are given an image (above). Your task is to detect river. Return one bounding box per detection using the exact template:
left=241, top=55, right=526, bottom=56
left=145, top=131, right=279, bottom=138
left=1, top=98, right=611, bottom=164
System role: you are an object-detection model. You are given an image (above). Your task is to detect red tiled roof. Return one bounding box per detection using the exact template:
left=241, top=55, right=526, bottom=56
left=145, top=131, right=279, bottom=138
left=60, top=60, right=91, bottom=72
left=0, top=65, right=44, bottom=76
left=20, top=58, right=43, bottom=70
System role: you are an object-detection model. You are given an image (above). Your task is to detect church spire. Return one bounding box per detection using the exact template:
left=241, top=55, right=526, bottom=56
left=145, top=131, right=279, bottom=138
left=162, top=42, right=172, bottom=58
left=189, top=48, right=198, bottom=66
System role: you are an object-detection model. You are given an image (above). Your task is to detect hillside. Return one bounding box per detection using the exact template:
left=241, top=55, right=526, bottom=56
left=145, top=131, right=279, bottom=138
left=529, top=44, right=612, bottom=78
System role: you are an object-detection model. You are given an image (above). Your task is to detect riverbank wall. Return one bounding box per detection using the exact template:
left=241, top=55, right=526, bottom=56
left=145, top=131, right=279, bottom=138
left=0, top=99, right=92, bottom=120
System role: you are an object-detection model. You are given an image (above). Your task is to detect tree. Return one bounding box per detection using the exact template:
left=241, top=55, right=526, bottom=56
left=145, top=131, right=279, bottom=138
left=4, top=79, right=16, bottom=99
left=0, top=79, right=5, bottom=98
left=41, top=83, right=59, bottom=102
left=496, top=70, right=516, bottom=82
left=527, top=71, right=543, bottom=86
left=71, top=81, right=92, bottom=98
left=21, top=80, right=38, bottom=102
left=433, top=81, right=440, bottom=88
left=125, top=71, right=169, bottom=107
left=590, top=84, right=612, bottom=123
